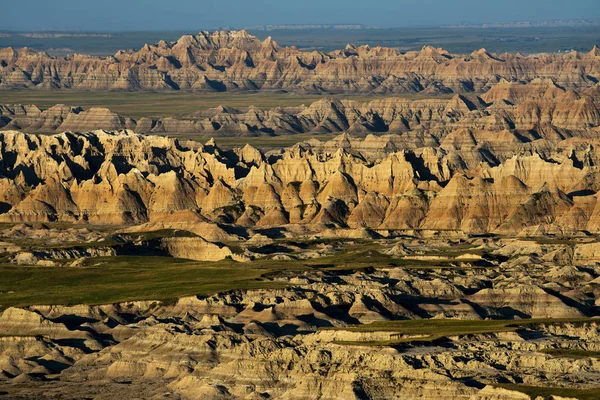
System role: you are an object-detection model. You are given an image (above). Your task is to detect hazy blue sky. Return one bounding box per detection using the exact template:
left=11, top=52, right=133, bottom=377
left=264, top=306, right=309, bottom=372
left=3, top=0, right=600, bottom=31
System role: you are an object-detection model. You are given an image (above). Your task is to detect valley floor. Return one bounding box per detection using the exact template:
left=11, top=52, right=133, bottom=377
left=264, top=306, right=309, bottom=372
left=2, top=223, right=600, bottom=399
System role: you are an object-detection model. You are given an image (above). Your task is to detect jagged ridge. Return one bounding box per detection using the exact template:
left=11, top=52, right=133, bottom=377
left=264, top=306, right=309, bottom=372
left=1, top=79, right=599, bottom=136
left=1, top=30, right=600, bottom=93
left=2, top=128, right=600, bottom=236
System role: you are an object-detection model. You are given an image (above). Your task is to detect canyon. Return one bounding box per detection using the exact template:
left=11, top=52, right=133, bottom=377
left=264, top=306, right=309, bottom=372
left=2, top=30, right=600, bottom=400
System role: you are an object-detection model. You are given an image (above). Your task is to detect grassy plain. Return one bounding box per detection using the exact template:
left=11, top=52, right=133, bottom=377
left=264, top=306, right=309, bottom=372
left=0, top=231, right=502, bottom=310
left=0, top=256, right=285, bottom=308
left=0, top=89, right=445, bottom=149
left=327, top=318, right=600, bottom=346
left=496, top=384, right=600, bottom=400
left=0, top=89, right=447, bottom=119
left=0, top=90, right=342, bottom=119
left=539, top=348, right=600, bottom=359
left=0, top=239, right=395, bottom=309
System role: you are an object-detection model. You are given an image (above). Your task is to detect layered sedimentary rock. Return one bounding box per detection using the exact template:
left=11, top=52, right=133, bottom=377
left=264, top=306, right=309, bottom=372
left=2, top=78, right=598, bottom=138
left=4, top=28, right=600, bottom=400
left=1, top=126, right=600, bottom=237
left=1, top=30, right=600, bottom=93
left=2, top=258, right=600, bottom=398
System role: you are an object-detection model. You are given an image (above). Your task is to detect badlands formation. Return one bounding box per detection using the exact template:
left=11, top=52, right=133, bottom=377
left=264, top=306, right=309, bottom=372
left=0, top=30, right=599, bottom=93
left=2, top=32, right=600, bottom=400
left=1, top=77, right=600, bottom=137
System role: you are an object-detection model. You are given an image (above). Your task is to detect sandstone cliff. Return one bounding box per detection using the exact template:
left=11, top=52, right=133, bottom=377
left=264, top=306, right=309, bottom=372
left=2, top=79, right=598, bottom=139
left=1, top=30, right=600, bottom=93
left=1, top=129, right=600, bottom=236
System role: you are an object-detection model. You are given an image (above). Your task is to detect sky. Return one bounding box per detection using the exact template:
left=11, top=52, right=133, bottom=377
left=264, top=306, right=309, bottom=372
left=2, top=0, right=600, bottom=31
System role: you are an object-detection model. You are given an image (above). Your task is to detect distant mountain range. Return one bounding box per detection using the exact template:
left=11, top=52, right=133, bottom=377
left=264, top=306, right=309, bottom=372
left=1, top=30, right=600, bottom=93
left=446, top=19, right=600, bottom=29
left=245, top=24, right=371, bottom=31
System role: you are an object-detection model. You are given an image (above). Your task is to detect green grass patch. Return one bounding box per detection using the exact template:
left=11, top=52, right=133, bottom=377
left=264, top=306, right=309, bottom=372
left=5, top=237, right=122, bottom=251
left=496, top=384, right=600, bottom=400
left=0, top=90, right=385, bottom=119
left=0, top=256, right=285, bottom=309
left=539, top=348, right=600, bottom=359
left=326, top=318, right=600, bottom=346
left=0, top=238, right=502, bottom=310
left=0, top=244, right=394, bottom=309
left=291, top=239, right=479, bottom=270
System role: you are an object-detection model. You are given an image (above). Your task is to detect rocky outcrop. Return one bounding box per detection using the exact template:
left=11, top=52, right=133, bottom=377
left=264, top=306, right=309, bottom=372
left=160, top=236, right=241, bottom=262
left=1, top=30, right=600, bottom=93
left=0, top=308, right=93, bottom=341
left=3, top=28, right=600, bottom=400
left=2, top=129, right=600, bottom=236
left=2, top=79, right=599, bottom=137
left=2, top=261, right=600, bottom=398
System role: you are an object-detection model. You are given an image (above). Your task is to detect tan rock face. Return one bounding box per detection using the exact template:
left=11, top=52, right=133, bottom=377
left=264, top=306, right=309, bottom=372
left=0, top=308, right=92, bottom=340
left=2, top=79, right=599, bottom=137
left=1, top=31, right=599, bottom=93
left=2, top=259, right=600, bottom=398
left=2, top=128, right=600, bottom=236
left=160, top=236, right=235, bottom=262
left=3, top=29, right=600, bottom=400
